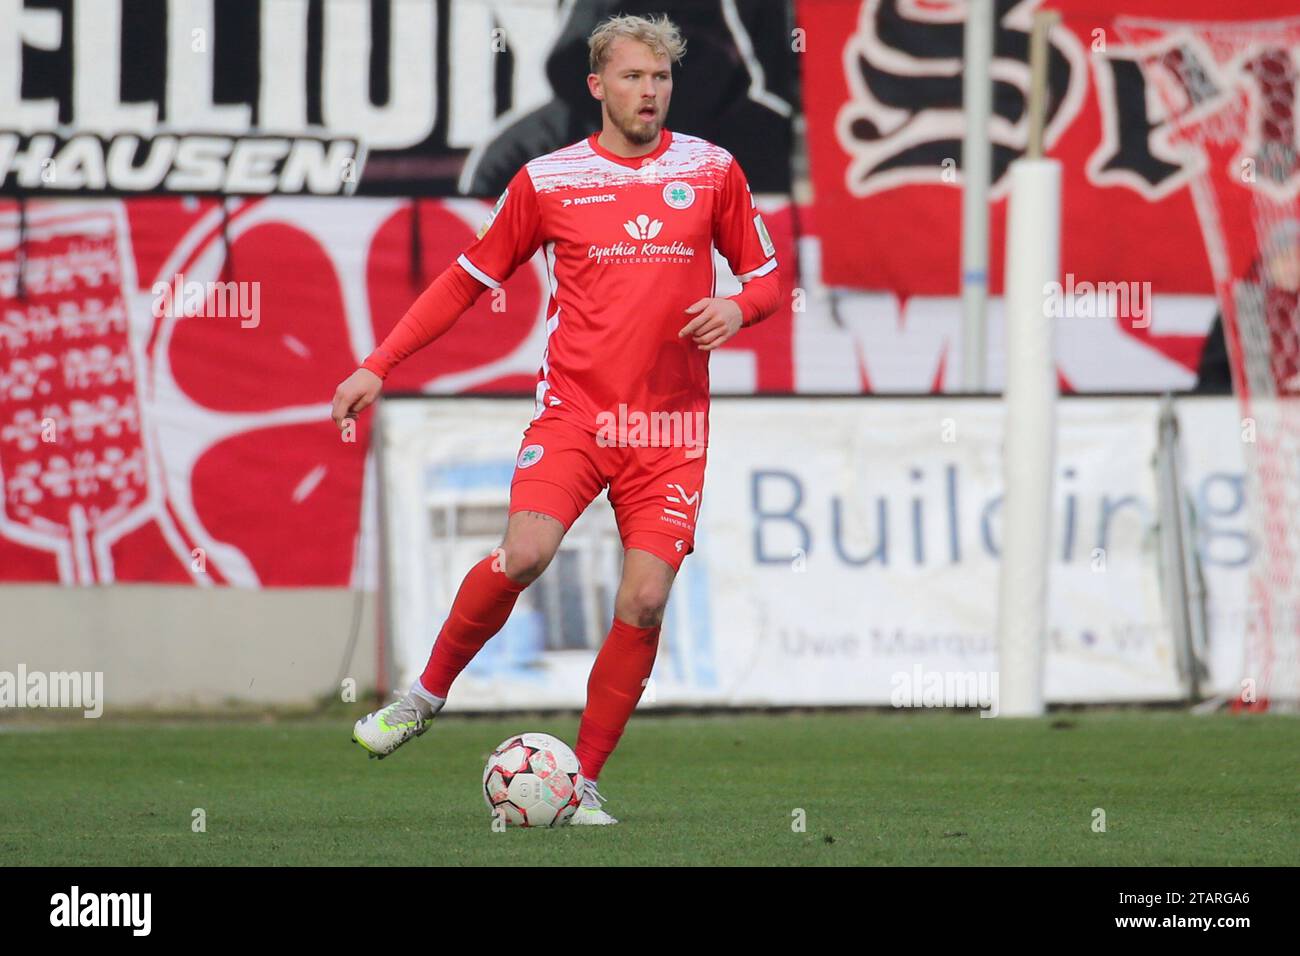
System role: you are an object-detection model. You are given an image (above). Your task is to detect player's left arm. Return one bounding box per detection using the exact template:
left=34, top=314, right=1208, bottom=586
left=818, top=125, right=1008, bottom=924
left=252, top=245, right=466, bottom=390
left=679, top=155, right=781, bottom=351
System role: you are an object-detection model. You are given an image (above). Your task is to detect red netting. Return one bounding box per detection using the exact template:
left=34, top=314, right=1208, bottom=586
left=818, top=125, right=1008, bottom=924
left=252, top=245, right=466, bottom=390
left=1116, top=16, right=1300, bottom=707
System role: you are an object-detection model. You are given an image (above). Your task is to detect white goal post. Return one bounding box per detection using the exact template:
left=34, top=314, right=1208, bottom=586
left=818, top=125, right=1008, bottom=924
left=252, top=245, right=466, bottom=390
left=995, top=11, right=1062, bottom=717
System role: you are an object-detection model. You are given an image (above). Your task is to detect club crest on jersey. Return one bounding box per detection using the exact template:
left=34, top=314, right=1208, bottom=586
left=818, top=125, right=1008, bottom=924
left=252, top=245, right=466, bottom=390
left=517, top=444, right=544, bottom=469
left=477, top=187, right=509, bottom=239
left=662, top=181, right=695, bottom=209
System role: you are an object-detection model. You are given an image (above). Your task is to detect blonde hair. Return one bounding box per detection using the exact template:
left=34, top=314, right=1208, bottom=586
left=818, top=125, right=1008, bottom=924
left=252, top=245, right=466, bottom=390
left=588, top=14, right=686, bottom=75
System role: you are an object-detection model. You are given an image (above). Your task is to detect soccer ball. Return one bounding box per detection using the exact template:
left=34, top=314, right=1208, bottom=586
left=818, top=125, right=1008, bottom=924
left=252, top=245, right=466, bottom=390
left=482, top=732, right=584, bottom=827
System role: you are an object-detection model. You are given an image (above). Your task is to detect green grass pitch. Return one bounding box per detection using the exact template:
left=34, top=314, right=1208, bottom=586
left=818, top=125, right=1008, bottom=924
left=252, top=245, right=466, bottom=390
left=1, top=710, right=1295, bottom=866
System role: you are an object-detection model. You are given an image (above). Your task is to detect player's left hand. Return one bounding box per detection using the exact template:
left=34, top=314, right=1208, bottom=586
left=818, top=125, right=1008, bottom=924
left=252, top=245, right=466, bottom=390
left=679, top=298, right=743, bottom=351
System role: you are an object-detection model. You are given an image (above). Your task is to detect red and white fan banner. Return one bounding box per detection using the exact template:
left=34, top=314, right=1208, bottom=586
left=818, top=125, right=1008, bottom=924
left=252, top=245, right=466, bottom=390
left=798, top=0, right=1298, bottom=387
left=800, top=0, right=1299, bottom=295
left=0, top=194, right=797, bottom=586
left=0, top=185, right=1233, bottom=587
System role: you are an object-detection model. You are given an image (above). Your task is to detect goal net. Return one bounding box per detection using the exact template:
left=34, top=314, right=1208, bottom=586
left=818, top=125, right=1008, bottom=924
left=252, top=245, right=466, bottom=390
left=1115, top=16, right=1300, bottom=708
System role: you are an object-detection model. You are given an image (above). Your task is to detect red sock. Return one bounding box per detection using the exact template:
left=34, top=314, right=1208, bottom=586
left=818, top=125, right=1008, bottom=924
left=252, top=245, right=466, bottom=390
left=419, top=553, right=528, bottom=698
left=575, top=618, right=660, bottom=781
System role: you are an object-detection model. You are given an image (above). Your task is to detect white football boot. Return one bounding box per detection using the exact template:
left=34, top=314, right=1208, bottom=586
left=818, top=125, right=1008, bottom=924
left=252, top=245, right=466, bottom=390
left=570, top=779, right=619, bottom=825
left=352, top=691, right=439, bottom=759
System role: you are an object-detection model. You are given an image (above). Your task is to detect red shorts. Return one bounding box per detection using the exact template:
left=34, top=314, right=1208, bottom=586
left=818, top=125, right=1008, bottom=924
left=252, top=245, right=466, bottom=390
left=508, top=414, right=706, bottom=571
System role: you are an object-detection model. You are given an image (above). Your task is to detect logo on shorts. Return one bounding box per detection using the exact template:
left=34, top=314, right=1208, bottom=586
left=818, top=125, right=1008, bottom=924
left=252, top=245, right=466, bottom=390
left=675, top=539, right=684, bottom=553
left=663, top=181, right=695, bottom=209
left=518, top=444, right=544, bottom=468
left=662, top=483, right=700, bottom=527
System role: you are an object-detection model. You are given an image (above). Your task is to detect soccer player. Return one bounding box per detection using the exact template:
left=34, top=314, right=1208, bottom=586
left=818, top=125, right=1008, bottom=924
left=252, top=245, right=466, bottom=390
left=331, top=14, right=781, bottom=825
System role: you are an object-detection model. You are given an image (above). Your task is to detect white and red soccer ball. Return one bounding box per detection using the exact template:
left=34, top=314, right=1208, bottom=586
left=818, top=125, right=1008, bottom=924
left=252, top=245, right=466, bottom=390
left=482, top=733, right=584, bottom=827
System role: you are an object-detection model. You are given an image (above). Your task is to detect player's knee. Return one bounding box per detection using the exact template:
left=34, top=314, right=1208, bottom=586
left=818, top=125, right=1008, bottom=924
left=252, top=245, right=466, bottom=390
left=617, top=583, right=670, bottom=628
left=498, top=542, right=553, bottom=584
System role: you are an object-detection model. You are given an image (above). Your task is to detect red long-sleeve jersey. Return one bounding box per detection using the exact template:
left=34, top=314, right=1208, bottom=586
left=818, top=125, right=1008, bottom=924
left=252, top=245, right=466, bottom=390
left=364, top=128, right=781, bottom=446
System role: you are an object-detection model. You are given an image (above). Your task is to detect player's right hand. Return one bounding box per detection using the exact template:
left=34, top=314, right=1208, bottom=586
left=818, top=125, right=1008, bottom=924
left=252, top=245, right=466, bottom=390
left=331, top=368, right=383, bottom=429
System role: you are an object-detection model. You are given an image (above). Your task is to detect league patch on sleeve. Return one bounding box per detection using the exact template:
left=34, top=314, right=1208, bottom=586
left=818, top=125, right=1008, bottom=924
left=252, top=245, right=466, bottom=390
left=477, top=187, right=509, bottom=239
left=753, top=213, right=775, bottom=258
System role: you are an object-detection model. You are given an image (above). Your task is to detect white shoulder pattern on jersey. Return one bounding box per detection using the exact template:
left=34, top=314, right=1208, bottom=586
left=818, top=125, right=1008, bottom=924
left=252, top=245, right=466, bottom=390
left=524, top=132, right=734, bottom=196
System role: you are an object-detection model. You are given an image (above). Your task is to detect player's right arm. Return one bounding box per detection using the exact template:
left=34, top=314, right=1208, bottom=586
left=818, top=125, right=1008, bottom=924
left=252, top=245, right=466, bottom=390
left=331, top=167, right=545, bottom=428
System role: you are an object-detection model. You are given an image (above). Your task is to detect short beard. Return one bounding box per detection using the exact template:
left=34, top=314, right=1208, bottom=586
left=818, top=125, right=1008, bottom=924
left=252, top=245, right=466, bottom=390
left=610, top=105, right=660, bottom=146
